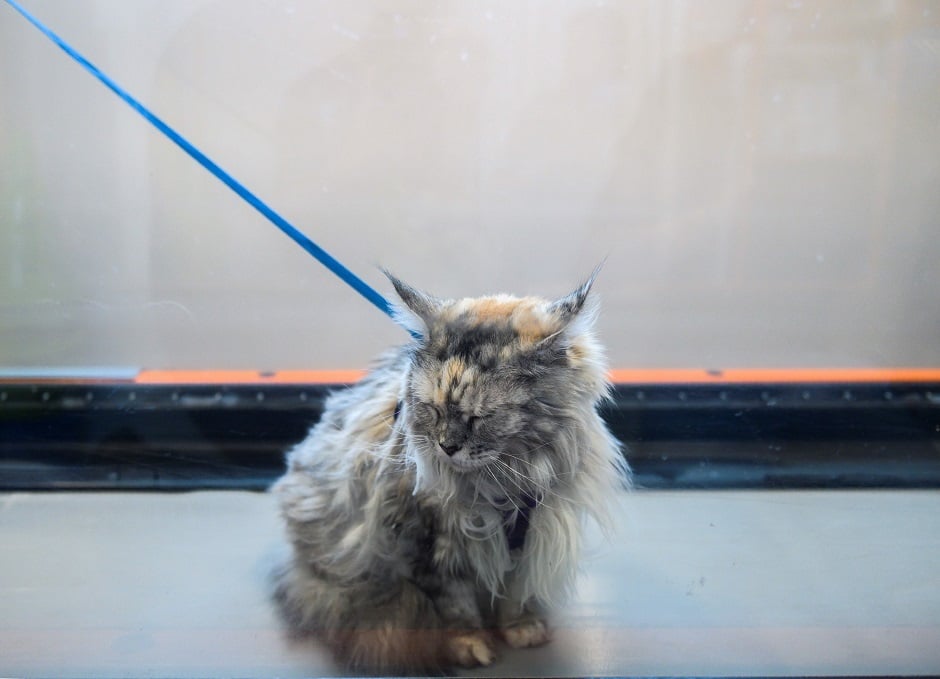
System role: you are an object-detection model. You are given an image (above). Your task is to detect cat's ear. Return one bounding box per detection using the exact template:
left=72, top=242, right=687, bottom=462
left=547, top=265, right=602, bottom=333
left=382, top=270, right=442, bottom=334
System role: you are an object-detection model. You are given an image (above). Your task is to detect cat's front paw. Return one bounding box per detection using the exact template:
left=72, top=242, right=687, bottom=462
left=501, top=619, right=551, bottom=649
left=447, top=631, right=496, bottom=667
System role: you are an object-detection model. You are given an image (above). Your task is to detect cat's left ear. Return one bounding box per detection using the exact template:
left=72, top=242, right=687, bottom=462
left=548, top=265, right=602, bottom=333
left=382, top=270, right=442, bottom=335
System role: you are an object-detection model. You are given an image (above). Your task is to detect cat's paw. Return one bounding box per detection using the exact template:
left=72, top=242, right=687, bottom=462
left=501, top=619, right=551, bottom=649
left=447, top=631, right=496, bottom=667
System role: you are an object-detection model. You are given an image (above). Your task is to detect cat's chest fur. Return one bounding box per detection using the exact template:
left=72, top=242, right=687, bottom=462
left=376, top=457, right=526, bottom=595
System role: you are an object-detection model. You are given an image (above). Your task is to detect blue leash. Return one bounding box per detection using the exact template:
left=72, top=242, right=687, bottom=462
left=4, top=0, right=398, bottom=324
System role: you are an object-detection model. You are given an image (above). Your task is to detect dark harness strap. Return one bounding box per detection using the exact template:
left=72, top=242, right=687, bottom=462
left=503, top=493, right=539, bottom=551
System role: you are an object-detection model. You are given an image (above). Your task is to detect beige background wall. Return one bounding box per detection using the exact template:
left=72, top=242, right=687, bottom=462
left=1, top=0, right=938, bottom=371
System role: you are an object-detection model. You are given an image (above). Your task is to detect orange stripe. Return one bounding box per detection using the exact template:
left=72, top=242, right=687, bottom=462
left=134, top=369, right=366, bottom=384
left=607, top=368, right=940, bottom=384
left=1, top=367, right=939, bottom=386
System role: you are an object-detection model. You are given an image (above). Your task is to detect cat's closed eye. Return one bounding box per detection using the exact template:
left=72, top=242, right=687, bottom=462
left=412, top=401, right=441, bottom=424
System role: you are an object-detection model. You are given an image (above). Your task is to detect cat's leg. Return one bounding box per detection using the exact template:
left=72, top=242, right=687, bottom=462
left=434, top=579, right=497, bottom=667
left=273, top=556, right=454, bottom=673
left=447, top=631, right=497, bottom=667
left=496, top=597, right=552, bottom=649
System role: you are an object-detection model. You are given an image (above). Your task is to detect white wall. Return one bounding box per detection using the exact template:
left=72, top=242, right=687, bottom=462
left=1, top=0, right=938, bottom=370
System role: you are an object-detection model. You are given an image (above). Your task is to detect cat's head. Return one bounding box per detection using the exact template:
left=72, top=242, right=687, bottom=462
left=386, top=271, right=608, bottom=486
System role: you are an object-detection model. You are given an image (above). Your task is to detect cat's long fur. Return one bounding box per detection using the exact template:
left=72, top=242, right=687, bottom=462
left=272, top=273, right=629, bottom=673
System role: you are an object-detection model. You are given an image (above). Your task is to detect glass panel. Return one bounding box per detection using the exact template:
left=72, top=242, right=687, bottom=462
left=2, top=5, right=940, bottom=678
left=2, top=0, right=937, bottom=372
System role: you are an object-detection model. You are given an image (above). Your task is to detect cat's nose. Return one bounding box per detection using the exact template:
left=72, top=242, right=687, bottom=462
left=439, top=442, right=460, bottom=456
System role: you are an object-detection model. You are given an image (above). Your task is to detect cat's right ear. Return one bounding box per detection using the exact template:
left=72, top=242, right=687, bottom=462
left=382, top=270, right=441, bottom=336
left=547, top=264, right=603, bottom=331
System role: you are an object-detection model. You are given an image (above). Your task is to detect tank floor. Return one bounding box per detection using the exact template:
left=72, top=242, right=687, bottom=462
left=2, top=489, right=938, bottom=677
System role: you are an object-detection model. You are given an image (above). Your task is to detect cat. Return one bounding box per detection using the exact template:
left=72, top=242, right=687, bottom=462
left=271, top=271, right=630, bottom=673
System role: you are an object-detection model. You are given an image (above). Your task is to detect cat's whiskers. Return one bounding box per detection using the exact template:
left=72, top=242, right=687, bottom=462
left=483, top=466, right=519, bottom=512
left=487, top=460, right=552, bottom=543
left=499, top=440, right=559, bottom=467
left=492, top=457, right=566, bottom=504
left=360, top=438, right=395, bottom=458
left=501, top=437, right=577, bottom=466
left=500, top=440, right=581, bottom=482
left=491, top=458, right=552, bottom=502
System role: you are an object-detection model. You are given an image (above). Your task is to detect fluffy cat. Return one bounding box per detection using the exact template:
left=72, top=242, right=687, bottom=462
left=271, top=272, right=629, bottom=673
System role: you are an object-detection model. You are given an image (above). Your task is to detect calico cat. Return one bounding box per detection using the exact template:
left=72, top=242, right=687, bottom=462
left=271, top=271, right=629, bottom=673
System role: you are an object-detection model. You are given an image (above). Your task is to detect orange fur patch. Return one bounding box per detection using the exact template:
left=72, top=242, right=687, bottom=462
left=510, top=303, right=557, bottom=345
left=470, top=297, right=522, bottom=323
left=451, top=296, right=559, bottom=346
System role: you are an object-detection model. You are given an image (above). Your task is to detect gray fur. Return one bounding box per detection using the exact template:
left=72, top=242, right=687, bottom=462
left=271, top=276, right=630, bottom=673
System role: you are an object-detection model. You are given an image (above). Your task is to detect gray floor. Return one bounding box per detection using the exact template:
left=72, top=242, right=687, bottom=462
left=2, top=490, right=939, bottom=677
